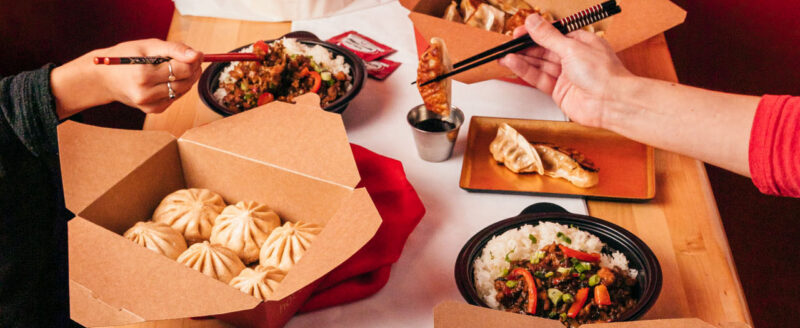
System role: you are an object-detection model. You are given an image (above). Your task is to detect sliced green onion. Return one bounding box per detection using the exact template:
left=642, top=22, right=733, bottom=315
left=505, top=280, right=518, bottom=288
left=557, top=267, right=571, bottom=275
left=528, top=234, right=537, bottom=244
left=561, top=293, right=574, bottom=303
left=574, top=262, right=592, bottom=273
left=504, top=249, right=514, bottom=262
left=556, top=232, right=572, bottom=244
left=547, top=288, right=563, bottom=307
left=588, top=274, right=601, bottom=287
left=579, top=273, right=586, bottom=280
left=534, top=271, right=546, bottom=279
left=544, top=271, right=554, bottom=278
left=560, top=313, right=568, bottom=320
left=321, top=71, right=332, bottom=81
left=548, top=311, right=558, bottom=319
left=502, top=268, right=509, bottom=277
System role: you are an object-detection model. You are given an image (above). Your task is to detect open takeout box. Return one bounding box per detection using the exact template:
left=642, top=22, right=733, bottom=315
left=60, top=94, right=382, bottom=328
left=400, top=0, right=687, bottom=84
left=434, top=301, right=751, bottom=328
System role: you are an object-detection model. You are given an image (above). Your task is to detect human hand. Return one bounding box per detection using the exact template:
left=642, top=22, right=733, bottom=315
left=92, top=39, right=204, bottom=114
left=498, top=14, right=633, bottom=127
left=52, top=39, right=204, bottom=118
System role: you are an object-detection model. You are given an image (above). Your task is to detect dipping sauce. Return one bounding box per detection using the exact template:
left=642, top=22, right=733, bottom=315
left=414, top=119, right=456, bottom=132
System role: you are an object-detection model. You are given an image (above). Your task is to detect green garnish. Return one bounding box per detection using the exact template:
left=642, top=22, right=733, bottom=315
left=534, top=271, right=546, bottom=279
left=556, top=267, right=571, bottom=275
left=579, top=273, right=586, bottom=280
left=528, top=234, right=537, bottom=244
left=530, top=251, right=545, bottom=264
left=561, top=293, right=574, bottom=303
left=505, top=280, right=518, bottom=288
left=504, top=249, right=515, bottom=262
left=548, top=311, right=558, bottom=319
left=502, top=268, right=509, bottom=277
left=557, top=232, right=572, bottom=244
left=321, top=71, right=332, bottom=81
left=574, top=262, right=592, bottom=273
left=570, top=257, right=580, bottom=265
left=544, top=271, right=554, bottom=278
left=560, top=313, right=568, bottom=321
left=547, top=288, right=563, bottom=307
left=588, top=274, right=601, bottom=287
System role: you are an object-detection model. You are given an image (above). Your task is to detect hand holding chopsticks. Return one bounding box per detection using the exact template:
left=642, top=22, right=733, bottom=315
left=415, top=0, right=621, bottom=87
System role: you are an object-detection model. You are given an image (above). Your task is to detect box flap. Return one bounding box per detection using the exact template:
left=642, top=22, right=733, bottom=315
left=268, top=188, right=382, bottom=300
left=58, top=121, right=177, bottom=214
left=433, top=301, right=751, bottom=328
left=179, top=93, right=360, bottom=190
left=69, top=217, right=260, bottom=326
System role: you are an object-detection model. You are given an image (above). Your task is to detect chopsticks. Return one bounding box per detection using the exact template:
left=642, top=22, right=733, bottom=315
left=415, top=0, right=621, bottom=87
left=93, top=53, right=262, bottom=65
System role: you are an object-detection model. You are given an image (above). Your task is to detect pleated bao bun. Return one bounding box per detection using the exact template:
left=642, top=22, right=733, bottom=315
left=123, top=221, right=188, bottom=260
left=229, top=265, right=287, bottom=300
left=259, top=221, right=322, bottom=272
left=211, top=201, right=282, bottom=264
left=152, top=188, right=226, bottom=243
left=177, top=241, right=245, bottom=284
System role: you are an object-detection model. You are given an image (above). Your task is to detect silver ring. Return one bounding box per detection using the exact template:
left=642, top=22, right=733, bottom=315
left=167, top=81, right=176, bottom=100
left=167, top=61, right=176, bottom=82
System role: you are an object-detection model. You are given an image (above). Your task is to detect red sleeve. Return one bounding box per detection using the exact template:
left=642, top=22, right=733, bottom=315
left=749, top=95, right=800, bottom=197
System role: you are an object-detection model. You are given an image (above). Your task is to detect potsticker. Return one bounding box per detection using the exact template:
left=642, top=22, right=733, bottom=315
left=416, top=37, right=453, bottom=116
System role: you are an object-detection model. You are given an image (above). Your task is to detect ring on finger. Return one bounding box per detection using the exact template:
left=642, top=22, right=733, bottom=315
left=167, top=81, right=176, bottom=100
left=167, top=61, right=176, bottom=82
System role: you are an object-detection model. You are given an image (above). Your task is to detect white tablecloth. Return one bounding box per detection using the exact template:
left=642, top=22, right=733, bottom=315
left=289, top=2, right=587, bottom=327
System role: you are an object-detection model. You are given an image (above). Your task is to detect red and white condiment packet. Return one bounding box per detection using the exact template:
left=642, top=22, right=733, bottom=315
left=327, top=31, right=396, bottom=62
left=365, top=58, right=401, bottom=80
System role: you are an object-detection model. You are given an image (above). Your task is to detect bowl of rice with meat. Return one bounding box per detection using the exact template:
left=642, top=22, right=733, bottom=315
left=198, top=31, right=366, bottom=115
left=455, top=203, right=662, bottom=327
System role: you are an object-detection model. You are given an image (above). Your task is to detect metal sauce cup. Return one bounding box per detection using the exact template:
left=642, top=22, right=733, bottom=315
left=407, top=104, right=465, bottom=162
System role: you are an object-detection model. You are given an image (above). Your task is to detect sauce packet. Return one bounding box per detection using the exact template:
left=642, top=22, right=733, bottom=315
left=366, top=58, right=401, bottom=80
left=327, top=31, right=396, bottom=62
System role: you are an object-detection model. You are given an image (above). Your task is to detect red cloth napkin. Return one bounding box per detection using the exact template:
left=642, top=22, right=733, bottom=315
left=299, top=144, right=425, bottom=312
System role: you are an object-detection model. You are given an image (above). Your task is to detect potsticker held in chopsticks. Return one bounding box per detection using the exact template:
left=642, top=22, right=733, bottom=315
left=416, top=37, right=453, bottom=116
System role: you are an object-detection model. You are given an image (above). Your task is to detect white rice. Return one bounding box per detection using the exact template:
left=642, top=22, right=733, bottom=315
left=213, top=38, right=352, bottom=104
left=473, top=222, right=637, bottom=309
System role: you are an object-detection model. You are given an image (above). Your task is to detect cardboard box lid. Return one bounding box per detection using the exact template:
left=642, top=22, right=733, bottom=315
left=179, top=94, right=361, bottom=190
left=401, top=0, right=686, bottom=84
left=58, top=121, right=178, bottom=215
left=433, top=301, right=751, bottom=328
left=68, top=217, right=260, bottom=326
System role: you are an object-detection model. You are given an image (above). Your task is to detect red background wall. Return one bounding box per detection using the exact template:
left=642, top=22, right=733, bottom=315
left=665, top=1, right=800, bottom=327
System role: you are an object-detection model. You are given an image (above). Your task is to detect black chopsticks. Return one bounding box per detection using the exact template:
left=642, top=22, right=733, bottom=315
left=415, top=0, right=621, bottom=87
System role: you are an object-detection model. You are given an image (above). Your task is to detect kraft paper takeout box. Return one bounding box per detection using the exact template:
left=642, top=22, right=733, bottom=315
left=400, top=0, right=687, bottom=84
left=434, top=301, right=752, bottom=328
left=60, top=94, right=382, bottom=328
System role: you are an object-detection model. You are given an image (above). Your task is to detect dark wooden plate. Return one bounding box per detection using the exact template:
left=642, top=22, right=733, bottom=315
left=459, top=116, right=655, bottom=201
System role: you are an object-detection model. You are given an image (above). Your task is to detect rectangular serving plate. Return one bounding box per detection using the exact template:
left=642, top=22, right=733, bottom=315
left=460, top=116, right=655, bottom=201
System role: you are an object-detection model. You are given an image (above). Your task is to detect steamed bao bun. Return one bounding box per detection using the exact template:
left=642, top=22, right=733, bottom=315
left=211, top=201, right=281, bottom=264
left=177, top=241, right=245, bottom=283
left=259, top=221, right=322, bottom=272
left=229, top=265, right=286, bottom=300
left=123, top=221, right=187, bottom=260
left=153, top=188, right=226, bottom=243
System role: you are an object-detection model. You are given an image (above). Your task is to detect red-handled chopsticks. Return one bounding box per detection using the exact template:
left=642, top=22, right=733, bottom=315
left=414, top=0, right=621, bottom=87
left=93, top=53, right=261, bottom=65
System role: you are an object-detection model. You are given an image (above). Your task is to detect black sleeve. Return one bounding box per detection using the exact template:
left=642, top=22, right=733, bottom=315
left=0, top=64, right=71, bottom=327
left=0, top=63, right=60, bottom=167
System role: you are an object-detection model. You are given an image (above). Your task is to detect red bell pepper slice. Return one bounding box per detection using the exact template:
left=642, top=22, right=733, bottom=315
left=257, top=92, right=274, bottom=106
left=594, top=284, right=612, bottom=305
left=567, top=287, right=589, bottom=318
left=253, top=40, right=270, bottom=55
left=509, top=267, right=537, bottom=314
left=309, top=71, right=322, bottom=93
left=559, top=245, right=601, bottom=262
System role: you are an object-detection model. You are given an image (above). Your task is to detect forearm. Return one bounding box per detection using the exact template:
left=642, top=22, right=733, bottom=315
left=50, top=50, right=112, bottom=119
left=601, top=76, right=760, bottom=177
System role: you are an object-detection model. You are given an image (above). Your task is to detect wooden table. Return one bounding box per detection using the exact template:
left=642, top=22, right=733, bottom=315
left=134, top=10, right=752, bottom=328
